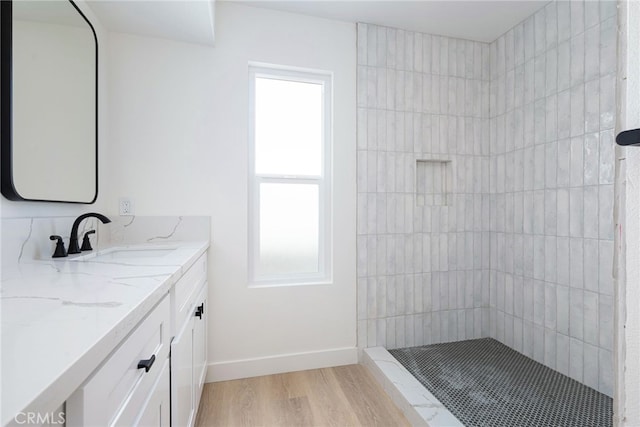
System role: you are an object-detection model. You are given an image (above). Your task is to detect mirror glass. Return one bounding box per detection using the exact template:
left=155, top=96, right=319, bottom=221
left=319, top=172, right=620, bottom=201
left=1, top=0, right=97, bottom=203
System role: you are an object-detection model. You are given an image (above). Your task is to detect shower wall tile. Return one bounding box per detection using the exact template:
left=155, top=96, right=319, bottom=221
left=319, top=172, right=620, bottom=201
left=599, top=240, right=614, bottom=296
left=357, top=23, right=491, bottom=351
left=545, top=329, right=557, bottom=369
left=585, top=1, right=600, bottom=29
left=584, top=343, right=600, bottom=389
left=357, top=0, right=615, bottom=399
left=557, top=333, right=570, bottom=376
left=584, top=291, right=599, bottom=346
left=599, top=295, right=614, bottom=351
left=556, top=286, right=570, bottom=335
left=570, top=337, right=584, bottom=382
left=488, top=0, right=616, bottom=396
left=599, top=348, right=614, bottom=396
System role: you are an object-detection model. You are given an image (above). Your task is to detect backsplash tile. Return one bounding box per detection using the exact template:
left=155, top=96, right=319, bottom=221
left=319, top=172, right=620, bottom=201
left=99, top=216, right=210, bottom=246
left=1, top=216, right=209, bottom=275
left=2, top=217, right=99, bottom=272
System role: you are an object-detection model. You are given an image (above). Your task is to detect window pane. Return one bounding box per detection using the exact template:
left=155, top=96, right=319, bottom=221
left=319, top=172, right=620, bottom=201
left=255, top=77, right=322, bottom=176
left=258, top=183, right=319, bottom=277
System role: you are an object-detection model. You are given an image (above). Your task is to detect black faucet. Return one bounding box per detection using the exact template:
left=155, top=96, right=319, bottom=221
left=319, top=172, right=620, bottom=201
left=68, top=213, right=111, bottom=254
left=49, top=235, right=67, bottom=258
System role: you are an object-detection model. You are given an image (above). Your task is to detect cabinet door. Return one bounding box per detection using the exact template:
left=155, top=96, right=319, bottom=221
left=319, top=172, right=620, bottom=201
left=171, top=318, right=194, bottom=427
left=67, top=296, right=170, bottom=427
left=193, top=285, right=208, bottom=412
left=135, top=358, right=170, bottom=427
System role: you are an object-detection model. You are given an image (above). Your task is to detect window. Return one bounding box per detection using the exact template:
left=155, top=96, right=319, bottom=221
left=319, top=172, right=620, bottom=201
left=248, top=65, right=332, bottom=286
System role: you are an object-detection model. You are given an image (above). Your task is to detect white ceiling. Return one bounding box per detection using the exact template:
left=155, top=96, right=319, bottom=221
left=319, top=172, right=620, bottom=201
left=234, top=0, right=549, bottom=43
left=84, top=0, right=548, bottom=47
left=86, top=0, right=216, bottom=45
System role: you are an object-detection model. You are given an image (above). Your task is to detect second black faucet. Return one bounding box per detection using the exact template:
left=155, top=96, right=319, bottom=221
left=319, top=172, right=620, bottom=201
left=68, top=212, right=111, bottom=255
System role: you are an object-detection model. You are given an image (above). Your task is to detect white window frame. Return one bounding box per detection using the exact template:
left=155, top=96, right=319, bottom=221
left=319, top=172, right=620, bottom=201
left=248, top=64, right=333, bottom=287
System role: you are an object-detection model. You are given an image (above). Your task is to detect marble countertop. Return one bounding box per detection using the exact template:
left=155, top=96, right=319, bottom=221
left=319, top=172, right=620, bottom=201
left=0, top=240, right=209, bottom=426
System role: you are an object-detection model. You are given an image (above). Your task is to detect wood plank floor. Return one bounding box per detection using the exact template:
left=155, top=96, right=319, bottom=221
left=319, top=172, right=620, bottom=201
left=195, top=364, right=410, bottom=427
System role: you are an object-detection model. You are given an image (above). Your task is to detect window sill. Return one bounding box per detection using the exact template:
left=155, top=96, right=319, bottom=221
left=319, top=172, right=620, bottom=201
left=248, top=279, right=333, bottom=288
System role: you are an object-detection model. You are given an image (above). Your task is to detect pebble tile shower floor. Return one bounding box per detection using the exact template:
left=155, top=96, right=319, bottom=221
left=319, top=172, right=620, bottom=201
left=389, top=338, right=612, bottom=427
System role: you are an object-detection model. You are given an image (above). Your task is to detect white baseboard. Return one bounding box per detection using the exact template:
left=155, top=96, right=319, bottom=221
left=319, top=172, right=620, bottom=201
left=205, top=347, right=358, bottom=382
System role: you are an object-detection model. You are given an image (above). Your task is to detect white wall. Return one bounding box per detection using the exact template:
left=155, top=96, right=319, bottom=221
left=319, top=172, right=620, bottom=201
left=0, top=0, right=108, bottom=218
left=615, top=0, right=640, bottom=424
left=107, top=2, right=357, bottom=380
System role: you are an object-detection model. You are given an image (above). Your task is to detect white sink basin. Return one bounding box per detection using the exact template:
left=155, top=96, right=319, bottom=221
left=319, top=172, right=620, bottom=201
left=93, top=249, right=175, bottom=260
left=71, top=247, right=176, bottom=262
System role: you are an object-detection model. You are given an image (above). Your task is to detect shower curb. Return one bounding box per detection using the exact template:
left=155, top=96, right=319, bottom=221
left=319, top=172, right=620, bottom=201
left=362, top=347, right=463, bottom=427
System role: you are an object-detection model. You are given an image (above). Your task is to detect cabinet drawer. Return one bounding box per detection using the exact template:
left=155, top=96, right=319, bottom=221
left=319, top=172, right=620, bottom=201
left=136, top=358, right=170, bottom=427
left=114, top=358, right=170, bottom=427
left=172, top=253, right=206, bottom=333
left=67, top=295, right=170, bottom=427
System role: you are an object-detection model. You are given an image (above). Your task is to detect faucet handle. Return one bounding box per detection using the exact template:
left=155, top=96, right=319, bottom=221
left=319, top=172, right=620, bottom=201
left=81, top=230, right=96, bottom=252
left=49, top=235, right=67, bottom=258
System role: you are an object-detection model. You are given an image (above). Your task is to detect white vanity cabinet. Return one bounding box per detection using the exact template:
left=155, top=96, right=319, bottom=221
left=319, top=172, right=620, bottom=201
left=171, top=254, right=208, bottom=427
left=66, top=295, right=172, bottom=427
left=64, top=250, right=208, bottom=427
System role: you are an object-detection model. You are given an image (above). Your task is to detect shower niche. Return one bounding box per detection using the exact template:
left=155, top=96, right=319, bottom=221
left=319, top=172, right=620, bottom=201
left=415, top=159, right=452, bottom=207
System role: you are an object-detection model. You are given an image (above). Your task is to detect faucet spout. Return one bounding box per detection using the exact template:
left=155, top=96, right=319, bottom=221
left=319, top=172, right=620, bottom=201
left=68, top=212, right=111, bottom=254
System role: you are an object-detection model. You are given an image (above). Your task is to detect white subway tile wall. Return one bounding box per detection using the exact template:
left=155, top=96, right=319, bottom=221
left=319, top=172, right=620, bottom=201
left=356, top=0, right=616, bottom=398
left=357, top=23, right=492, bottom=352
left=488, top=0, right=615, bottom=397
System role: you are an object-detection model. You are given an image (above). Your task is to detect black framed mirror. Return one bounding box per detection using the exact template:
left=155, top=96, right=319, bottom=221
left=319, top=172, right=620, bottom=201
left=1, top=0, right=98, bottom=203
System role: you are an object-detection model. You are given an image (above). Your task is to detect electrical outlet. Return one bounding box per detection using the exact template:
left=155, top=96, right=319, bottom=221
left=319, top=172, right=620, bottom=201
left=119, top=197, right=134, bottom=216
